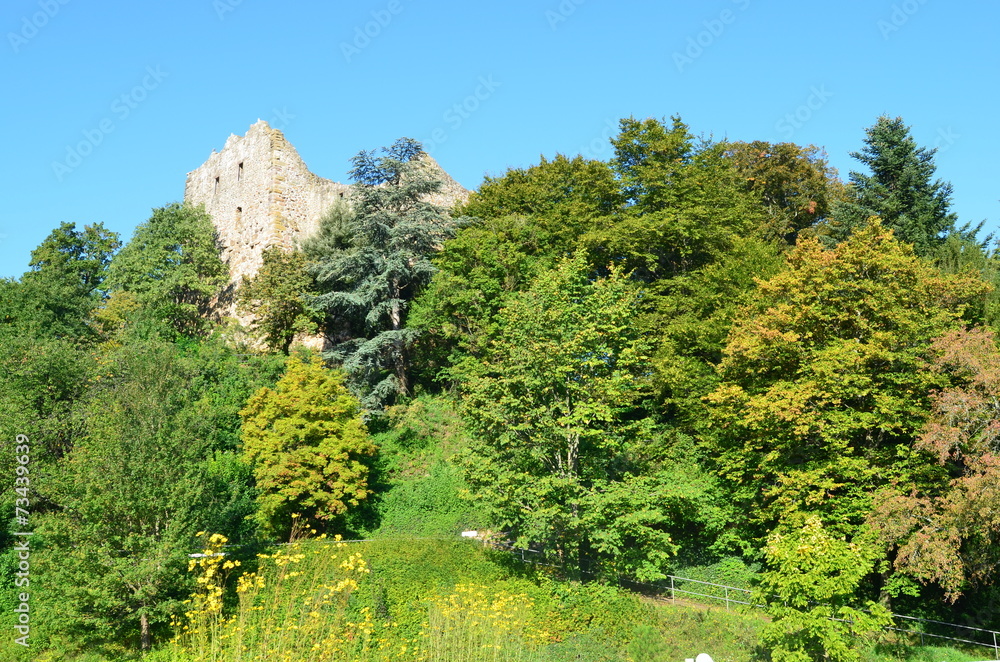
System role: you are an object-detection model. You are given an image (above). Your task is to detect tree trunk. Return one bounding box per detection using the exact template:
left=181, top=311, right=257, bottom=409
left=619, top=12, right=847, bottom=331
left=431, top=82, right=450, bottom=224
left=389, top=295, right=409, bottom=396
left=140, top=612, right=151, bottom=651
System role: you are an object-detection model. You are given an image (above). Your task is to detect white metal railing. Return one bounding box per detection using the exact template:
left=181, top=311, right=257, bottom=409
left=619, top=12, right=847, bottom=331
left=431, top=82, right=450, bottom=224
left=494, top=542, right=1000, bottom=658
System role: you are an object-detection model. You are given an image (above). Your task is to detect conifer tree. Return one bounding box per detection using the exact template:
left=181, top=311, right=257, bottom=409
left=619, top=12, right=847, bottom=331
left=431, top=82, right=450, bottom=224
left=310, top=138, right=462, bottom=409
left=832, top=115, right=957, bottom=255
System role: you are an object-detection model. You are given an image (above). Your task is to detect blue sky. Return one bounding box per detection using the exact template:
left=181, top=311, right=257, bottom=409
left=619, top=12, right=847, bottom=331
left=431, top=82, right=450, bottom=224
left=2, top=0, right=998, bottom=279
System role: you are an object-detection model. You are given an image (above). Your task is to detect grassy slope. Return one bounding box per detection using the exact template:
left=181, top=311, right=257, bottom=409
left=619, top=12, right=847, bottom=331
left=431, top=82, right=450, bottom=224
left=14, top=394, right=992, bottom=661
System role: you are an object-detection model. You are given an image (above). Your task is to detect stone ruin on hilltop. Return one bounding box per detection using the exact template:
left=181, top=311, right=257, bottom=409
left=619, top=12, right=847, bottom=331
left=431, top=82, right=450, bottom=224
left=184, top=120, right=470, bottom=322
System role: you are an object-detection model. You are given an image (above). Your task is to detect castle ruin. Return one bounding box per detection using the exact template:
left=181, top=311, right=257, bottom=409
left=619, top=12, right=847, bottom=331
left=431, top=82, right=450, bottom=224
left=184, top=120, right=469, bottom=319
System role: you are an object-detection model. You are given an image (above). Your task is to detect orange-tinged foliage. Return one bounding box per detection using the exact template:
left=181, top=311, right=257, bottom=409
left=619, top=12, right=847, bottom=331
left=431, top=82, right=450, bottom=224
left=871, top=327, right=1000, bottom=600
left=706, top=221, right=989, bottom=539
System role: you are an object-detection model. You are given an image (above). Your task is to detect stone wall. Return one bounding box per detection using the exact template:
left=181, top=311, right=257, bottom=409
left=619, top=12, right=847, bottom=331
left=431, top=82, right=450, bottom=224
left=184, top=120, right=351, bottom=293
left=184, top=121, right=471, bottom=327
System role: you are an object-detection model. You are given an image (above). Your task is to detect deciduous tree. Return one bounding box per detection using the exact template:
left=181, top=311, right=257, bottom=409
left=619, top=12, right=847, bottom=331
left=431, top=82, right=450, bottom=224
left=237, top=247, right=320, bottom=354
left=706, top=222, right=987, bottom=544
left=582, top=116, right=766, bottom=280
left=37, top=341, right=220, bottom=652
left=239, top=355, right=376, bottom=539
left=755, top=516, right=892, bottom=662
left=105, top=203, right=227, bottom=336
left=455, top=254, right=707, bottom=579
left=723, top=141, right=845, bottom=243
left=871, top=327, right=1000, bottom=600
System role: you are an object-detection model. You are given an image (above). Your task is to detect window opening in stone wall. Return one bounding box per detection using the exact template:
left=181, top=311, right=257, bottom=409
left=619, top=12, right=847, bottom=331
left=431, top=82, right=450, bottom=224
left=236, top=207, right=242, bottom=223
left=214, top=177, right=220, bottom=194
left=339, top=192, right=344, bottom=198
left=238, top=162, right=244, bottom=181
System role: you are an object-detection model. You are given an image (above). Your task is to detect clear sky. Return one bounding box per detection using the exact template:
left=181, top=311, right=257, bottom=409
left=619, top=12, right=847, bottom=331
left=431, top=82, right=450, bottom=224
left=2, top=0, right=997, bottom=279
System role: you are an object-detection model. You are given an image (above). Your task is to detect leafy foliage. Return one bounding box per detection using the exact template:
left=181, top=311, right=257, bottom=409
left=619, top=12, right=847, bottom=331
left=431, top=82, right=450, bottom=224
left=409, top=154, right=620, bottom=385
left=651, top=234, right=786, bottom=422
left=105, top=202, right=227, bottom=336
left=756, top=516, right=893, bottom=662
left=583, top=116, right=766, bottom=280
left=722, top=141, right=845, bottom=243
left=706, top=221, right=988, bottom=543
left=36, top=340, right=222, bottom=652
left=455, top=254, right=693, bottom=580
left=240, top=355, right=376, bottom=539
left=871, top=327, right=1000, bottom=600
left=237, top=247, right=320, bottom=354
left=20, top=221, right=120, bottom=338
left=459, top=153, right=620, bottom=247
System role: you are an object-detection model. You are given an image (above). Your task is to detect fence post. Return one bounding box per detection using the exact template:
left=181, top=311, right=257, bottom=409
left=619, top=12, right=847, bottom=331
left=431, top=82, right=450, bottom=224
left=993, top=630, right=997, bottom=660
left=725, top=586, right=730, bottom=611
left=671, top=576, right=675, bottom=605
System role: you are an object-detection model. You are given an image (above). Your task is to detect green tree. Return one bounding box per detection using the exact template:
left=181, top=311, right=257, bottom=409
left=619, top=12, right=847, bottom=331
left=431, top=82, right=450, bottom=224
left=723, top=141, right=845, bottom=243
left=705, top=222, right=987, bottom=545
left=309, top=138, right=462, bottom=408
left=871, top=327, right=1000, bottom=601
left=0, top=223, right=119, bottom=342
left=583, top=116, right=766, bottom=280
left=933, top=228, right=1000, bottom=328
left=458, top=153, right=620, bottom=247
left=755, top=516, right=892, bottom=662
left=237, top=247, right=320, bottom=354
left=651, top=235, right=786, bottom=423
left=105, top=202, right=227, bottom=336
left=36, top=341, right=221, bottom=652
left=23, top=221, right=120, bottom=296
left=455, top=254, right=703, bottom=579
left=409, top=214, right=564, bottom=384
left=832, top=116, right=957, bottom=255
left=410, top=155, right=619, bottom=390
left=239, top=355, right=376, bottom=539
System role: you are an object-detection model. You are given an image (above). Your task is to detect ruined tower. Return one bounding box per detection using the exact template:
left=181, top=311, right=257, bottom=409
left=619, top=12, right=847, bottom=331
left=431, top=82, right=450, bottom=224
left=184, top=120, right=469, bottom=320
left=184, top=120, right=350, bottom=292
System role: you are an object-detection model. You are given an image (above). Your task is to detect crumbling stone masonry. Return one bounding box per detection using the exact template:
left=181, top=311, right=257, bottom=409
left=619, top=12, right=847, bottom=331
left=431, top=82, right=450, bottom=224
left=184, top=120, right=469, bottom=320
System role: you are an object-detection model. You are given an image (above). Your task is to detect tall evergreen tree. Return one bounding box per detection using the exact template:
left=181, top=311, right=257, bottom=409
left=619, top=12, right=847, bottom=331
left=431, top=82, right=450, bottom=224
left=309, top=138, right=462, bottom=409
left=832, top=115, right=957, bottom=255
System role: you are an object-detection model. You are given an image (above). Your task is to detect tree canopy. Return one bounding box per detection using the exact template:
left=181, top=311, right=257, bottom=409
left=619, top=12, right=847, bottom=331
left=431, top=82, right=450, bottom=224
left=831, top=115, right=957, bottom=255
